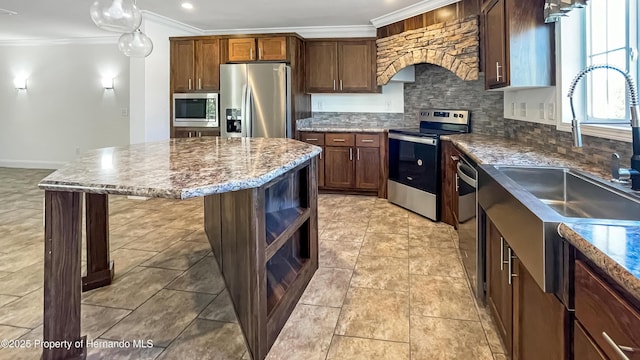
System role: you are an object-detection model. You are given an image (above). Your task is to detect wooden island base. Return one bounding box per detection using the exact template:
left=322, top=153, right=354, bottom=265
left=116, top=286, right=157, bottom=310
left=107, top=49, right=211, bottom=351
left=204, top=159, right=319, bottom=360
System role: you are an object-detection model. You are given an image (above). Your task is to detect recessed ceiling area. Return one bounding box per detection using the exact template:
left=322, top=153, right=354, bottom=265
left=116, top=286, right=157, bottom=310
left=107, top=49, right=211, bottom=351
left=0, top=0, right=441, bottom=41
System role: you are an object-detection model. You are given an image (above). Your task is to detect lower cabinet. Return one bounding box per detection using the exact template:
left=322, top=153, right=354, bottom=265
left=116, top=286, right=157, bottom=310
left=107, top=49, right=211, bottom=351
left=174, top=128, right=220, bottom=138
left=441, top=140, right=462, bottom=227
left=574, top=258, right=640, bottom=360
left=299, top=131, right=385, bottom=197
left=486, top=217, right=567, bottom=360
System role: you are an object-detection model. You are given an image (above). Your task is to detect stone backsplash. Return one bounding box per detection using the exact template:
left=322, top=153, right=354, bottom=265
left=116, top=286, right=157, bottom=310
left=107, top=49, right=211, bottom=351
left=376, top=16, right=479, bottom=85
left=404, top=64, right=505, bottom=137
left=503, top=118, right=633, bottom=168
left=297, top=112, right=412, bottom=129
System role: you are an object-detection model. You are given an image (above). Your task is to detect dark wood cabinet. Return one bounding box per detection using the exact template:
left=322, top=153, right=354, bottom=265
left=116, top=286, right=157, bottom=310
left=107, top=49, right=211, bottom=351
left=174, top=128, right=220, bottom=138
left=299, top=131, right=385, bottom=196
left=325, top=146, right=354, bottom=188
left=512, top=256, right=566, bottom=360
left=574, top=322, right=607, bottom=360
left=228, top=37, right=287, bottom=62
left=441, top=141, right=461, bottom=227
left=486, top=220, right=513, bottom=355
left=305, top=39, right=378, bottom=93
left=482, top=0, right=554, bottom=89
left=299, top=133, right=325, bottom=188
left=574, top=259, right=640, bottom=360
left=485, top=217, right=567, bottom=360
left=170, top=38, right=221, bottom=92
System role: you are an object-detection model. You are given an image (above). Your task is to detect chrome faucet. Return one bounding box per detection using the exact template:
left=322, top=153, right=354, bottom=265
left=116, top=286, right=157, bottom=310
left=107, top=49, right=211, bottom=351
left=567, top=64, right=640, bottom=190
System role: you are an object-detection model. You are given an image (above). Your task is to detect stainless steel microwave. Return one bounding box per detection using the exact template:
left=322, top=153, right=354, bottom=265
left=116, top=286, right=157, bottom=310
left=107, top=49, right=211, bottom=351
left=173, top=93, right=219, bottom=128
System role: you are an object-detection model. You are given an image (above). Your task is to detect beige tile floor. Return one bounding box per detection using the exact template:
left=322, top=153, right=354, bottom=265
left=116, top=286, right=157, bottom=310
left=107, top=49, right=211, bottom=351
left=0, top=168, right=506, bottom=359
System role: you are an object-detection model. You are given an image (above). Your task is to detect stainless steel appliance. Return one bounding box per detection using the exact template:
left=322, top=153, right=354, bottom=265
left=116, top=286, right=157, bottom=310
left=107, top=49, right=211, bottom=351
left=388, top=109, right=470, bottom=221
left=219, top=63, right=292, bottom=138
left=457, top=154, right=481, bottom=299
left=173, top=93, right=219, bottom=128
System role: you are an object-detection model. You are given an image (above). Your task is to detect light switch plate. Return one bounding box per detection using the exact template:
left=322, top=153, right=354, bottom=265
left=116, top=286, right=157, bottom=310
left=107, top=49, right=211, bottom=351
left=547, top=103, right=555, bottom=120
left=539, top=103, right=545, bottom=120
left=520, top=102, right=527, bottom=117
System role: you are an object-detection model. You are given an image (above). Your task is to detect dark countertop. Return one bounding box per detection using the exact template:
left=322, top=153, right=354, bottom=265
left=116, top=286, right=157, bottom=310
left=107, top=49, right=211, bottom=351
left=444, top=133, right=640, bottom=300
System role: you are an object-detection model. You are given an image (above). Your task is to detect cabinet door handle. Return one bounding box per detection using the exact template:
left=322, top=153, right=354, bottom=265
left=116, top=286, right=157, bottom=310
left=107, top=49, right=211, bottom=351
left=500, top=236, right=505, bottom=271
left=451, top=155, right=459, bottom=161
left=508, top=247, right=517, bottom=285
left=340, top=79, right=343, bottom=91
left=198, top=78, right=202, bottom=90
left=349, top=148, right=353, bottom=161
left=333, top=80, right=336, bottom=91
left=319, top=152, right=322, bottom=160
left=305, top=138, right=319, bottom=141
left=455, top=174, right=459, bottom=192
left=357, top=148, right=360, bottom=161
left=250, top=48, right=253, bottom=60
left=361, top=139, right=374, bottom=143
left=188, top=78, right=192, bottom=90
left=602, top=332, right=639, bottom=360
left=496, top=62, right=502, bottom=82
left=198, top=131, right=202, bottom=137
left=333, top=138, right=345, bottom=142
left=259, top=47, right=263, bottom=59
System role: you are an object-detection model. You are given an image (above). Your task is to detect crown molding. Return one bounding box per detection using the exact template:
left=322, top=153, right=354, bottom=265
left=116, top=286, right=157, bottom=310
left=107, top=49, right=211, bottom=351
left=204, top=25, right=376, bottom=38
left=141, top=10, right=203, bottom=35
left=0, top=36, right=118, bottom=46
left=370, top=0, right=461, bottom=28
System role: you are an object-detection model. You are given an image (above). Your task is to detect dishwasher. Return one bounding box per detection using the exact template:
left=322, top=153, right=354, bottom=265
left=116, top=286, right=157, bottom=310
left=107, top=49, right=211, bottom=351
left=456, top=153, right=483, bottom=300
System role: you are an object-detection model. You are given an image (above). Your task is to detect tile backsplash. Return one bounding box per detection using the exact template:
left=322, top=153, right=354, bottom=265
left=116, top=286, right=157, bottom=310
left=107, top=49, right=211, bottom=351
left=503, top=118, right=633, bottom=168
left=404, top=64, right=505, bottom=137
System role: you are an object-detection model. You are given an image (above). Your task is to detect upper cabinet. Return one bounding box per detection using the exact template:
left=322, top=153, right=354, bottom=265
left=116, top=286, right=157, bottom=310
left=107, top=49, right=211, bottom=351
left=305, top=39, right=379, bottom=93
left=482, top=0, right=555, bottom=89
left=170, top=38, right=221, bottom=92
left=227, top=36, right=287, bottom=62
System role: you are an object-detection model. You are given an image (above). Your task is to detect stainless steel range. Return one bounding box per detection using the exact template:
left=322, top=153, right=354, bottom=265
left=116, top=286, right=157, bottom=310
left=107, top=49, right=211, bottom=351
left=387, top=109, right=470, bottom=221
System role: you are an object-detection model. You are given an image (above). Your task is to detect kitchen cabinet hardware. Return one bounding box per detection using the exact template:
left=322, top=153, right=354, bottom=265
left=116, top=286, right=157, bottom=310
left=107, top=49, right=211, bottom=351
left=357, top=148, right=360, bottom=161
left=306, top=138, right=319, bottom=141
left=198, top=78, right=202, bottom=90
left=250, top=48, right=253, bottom=60
left=333, top=139, right=345, bottom=142
left=188, top=79, right=192, bottom=90
left=496, top=62, right=502, bottom=82
left=361, top=139, right=374, bottom=143
left=349, top=148, right=353, bottom=161
left=340, top=80, right=343, bottom=91
left=500, top=236, right=505, bottom=270
left=451, top=155, right=459, bottom=161
left=333, top=80, right=336, bottom=91
left=508, top=247, right=517, bottom=285
left=602, top=332, right=637, bottom=360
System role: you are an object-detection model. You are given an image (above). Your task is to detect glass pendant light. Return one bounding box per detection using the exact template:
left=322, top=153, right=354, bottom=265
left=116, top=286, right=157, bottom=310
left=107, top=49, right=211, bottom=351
left=90, top=0, right=142, bottom=33
left=118, top=29, right=153, bottom=57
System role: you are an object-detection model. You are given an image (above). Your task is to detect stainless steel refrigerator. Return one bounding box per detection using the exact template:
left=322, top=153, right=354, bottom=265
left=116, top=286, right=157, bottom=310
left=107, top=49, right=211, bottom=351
left=220, top=63, right=292, bottom=138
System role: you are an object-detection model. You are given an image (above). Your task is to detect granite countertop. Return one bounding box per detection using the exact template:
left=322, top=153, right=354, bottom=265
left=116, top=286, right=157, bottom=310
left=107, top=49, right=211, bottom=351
left=297, top=122, right=391, bottom=133
left=39, top=137, right=321, bottom=199
left=443, top=133, right=640, bottom=300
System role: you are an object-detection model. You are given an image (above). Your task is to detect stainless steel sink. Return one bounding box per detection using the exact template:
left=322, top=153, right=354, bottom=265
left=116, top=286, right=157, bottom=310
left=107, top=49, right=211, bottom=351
left=496, top=166, right=640, bottom=221
left=478, top=165, right=640, bottom=294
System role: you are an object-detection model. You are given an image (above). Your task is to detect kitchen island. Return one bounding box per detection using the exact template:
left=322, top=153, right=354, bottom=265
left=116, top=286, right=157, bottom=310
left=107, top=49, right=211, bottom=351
left=38, top=137, right=321, bottom=360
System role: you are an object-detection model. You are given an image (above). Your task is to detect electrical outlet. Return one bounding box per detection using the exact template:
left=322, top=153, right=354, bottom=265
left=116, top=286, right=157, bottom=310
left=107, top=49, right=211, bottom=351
left=75, top=147, right=80, bottom=155
left=120, top=108, right=129, bottom=117
left=547, top=103, right=555, bottom=120
left=520, top=102, right=527, bottom=117
left=317, top=101, right=323, bottom=111
left=539, top=103, right=545, bottom=120
left=385, top=100, right=392, bottom=111
left=511, top=102, right=516, bottom=116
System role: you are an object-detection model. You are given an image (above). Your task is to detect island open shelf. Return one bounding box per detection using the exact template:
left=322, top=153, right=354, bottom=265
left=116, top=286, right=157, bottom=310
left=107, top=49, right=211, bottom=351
left=204, top=158, right=318, bottom=360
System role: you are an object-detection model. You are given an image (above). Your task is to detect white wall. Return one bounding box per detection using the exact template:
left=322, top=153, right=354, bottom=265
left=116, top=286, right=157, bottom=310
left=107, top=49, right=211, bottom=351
left=311, top=82, right=405, bottom=113
left=129, top=15, right=201, bottom=144
left=0, top=43, right=130, bottom=168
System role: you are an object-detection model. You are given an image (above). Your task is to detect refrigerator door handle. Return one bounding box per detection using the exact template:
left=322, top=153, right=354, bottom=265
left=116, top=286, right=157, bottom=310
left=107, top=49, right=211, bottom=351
left=245, top=85, right=253, bottom=137
left=240, top=83, right=248, bottom=136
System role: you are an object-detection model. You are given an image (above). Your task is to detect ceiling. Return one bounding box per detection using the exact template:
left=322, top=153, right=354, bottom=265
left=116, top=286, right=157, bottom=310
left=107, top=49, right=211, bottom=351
left=0, top=0, right=434, bottom=41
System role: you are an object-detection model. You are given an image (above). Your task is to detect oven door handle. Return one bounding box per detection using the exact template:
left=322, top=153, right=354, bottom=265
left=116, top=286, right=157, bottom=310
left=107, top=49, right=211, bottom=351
left=457, top=162, right=477, bottom=188
left=388, top=133, right=436, bottom=145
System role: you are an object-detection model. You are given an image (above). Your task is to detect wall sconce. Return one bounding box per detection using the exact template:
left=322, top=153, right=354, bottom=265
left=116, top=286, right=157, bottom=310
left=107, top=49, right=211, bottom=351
left=14, top=77, right=27, bottom=90
left=102, top=77, right=114, bottom=90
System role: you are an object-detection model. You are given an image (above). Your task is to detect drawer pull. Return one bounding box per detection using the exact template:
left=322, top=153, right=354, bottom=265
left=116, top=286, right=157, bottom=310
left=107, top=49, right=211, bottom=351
left=451, top=155, right=459, bottom=161
left=602, top=331, right=639, bottom=360
left=305, top=138, right=319, bottom=141
left=507, top=247, right=517, bottom=285
left=333, top=139, right=346, bottom=142
left=500, top=236, right=505, bottom=271
left=360, top=139, right=374, bottom=143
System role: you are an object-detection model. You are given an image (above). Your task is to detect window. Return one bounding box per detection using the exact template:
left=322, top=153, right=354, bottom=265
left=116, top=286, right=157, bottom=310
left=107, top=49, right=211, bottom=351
left=585, top=0, right=638, bottom=122
left=558, top=0, right=639, bottom=139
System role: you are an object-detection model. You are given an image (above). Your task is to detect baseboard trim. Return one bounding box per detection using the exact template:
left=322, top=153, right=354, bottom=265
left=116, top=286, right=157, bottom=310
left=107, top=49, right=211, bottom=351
left=0, top=159, right=65, bottom=169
